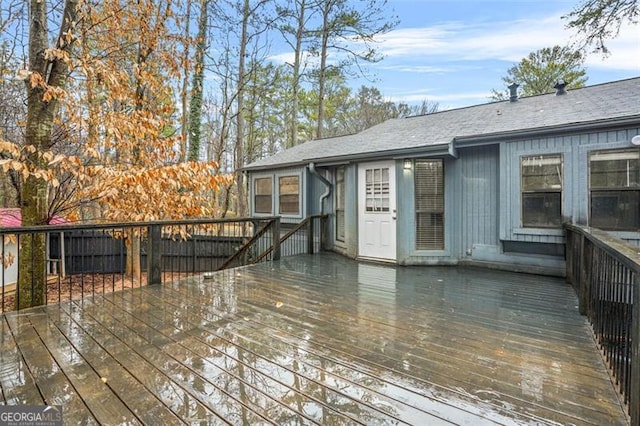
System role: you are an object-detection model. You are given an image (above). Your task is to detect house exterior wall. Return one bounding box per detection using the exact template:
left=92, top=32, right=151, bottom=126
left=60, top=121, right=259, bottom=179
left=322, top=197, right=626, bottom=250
left=396, top=146, right=505, bottom=267
left=457, top=145, right=501, bottom=257
left=397, top=157, right=456, bottom=265
left=248, top=166, right=308, bottom=223
left=500, top=126, right=640, bottom=247
left=246, top=125, right=639, bottom=276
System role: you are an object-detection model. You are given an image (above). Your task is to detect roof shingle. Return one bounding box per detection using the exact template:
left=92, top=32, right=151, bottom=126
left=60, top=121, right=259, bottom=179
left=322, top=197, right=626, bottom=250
left=245, top=77, right=640, bottom=170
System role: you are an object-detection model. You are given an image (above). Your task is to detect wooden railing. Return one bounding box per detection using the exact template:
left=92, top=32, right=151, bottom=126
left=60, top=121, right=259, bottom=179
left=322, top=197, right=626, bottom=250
left=565, top=224, right=639, bottom=424
left=251, top=215, right=327, bottom=264
left=1, top=216, right=326, bottom=313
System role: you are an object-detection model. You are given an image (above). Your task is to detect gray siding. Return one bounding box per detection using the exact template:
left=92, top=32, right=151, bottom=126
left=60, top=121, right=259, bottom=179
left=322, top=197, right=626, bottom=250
left=500, top=127, right=640, bottom=246
left=343, top=164, right=359, bottom=258
left=307, top=167, right=331, bottom=216
left=459, top=145, right=500, bottom=253
left=248, top=126, right=639, bottom=273
left=397, top=157, right=456, bottom=265
left=397, top=146, right=501, bottom=266
left=248, top=166, right=307, bottom=223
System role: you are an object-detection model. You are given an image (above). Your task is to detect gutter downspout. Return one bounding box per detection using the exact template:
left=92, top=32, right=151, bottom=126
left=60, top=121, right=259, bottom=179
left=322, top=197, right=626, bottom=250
left=308, top=162, right=332, bottom=215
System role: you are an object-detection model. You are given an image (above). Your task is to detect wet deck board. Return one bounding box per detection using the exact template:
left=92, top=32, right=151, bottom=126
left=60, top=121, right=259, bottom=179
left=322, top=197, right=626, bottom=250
left=0, top=253, right=629, bottom=425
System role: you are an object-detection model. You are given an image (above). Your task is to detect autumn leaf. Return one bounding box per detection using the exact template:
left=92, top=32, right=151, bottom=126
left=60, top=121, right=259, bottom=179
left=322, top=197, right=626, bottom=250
left=48, top=154, right=66, bottom=166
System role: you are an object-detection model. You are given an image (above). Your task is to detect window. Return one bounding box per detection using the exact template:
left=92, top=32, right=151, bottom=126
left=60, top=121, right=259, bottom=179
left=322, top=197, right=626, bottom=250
left=336, top=167, right=345, bottom=242
left=521, top=155, right=563, bottom=227
left=589, top=149, right=639, bottom=231
left=415, top=159, right=444, bottom=250
left=254, top=177, right=272, bottom=214
left=279, top=176, right=300, bottom=214
left=365, top=167, right=390, bottom=212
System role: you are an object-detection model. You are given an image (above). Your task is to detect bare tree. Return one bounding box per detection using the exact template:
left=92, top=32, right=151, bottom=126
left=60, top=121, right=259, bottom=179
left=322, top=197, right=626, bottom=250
left=311, top=0, right=397, bottom=139
left=564, top=0, right=638, bottom=54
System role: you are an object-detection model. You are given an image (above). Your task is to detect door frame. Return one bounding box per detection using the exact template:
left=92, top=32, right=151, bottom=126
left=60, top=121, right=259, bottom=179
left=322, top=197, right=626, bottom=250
left=357, top=160, right=397, bottom=262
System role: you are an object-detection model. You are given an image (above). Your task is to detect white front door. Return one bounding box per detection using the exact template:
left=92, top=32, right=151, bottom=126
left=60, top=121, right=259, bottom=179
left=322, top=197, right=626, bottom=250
left=358, top=161, right=396, bottom=261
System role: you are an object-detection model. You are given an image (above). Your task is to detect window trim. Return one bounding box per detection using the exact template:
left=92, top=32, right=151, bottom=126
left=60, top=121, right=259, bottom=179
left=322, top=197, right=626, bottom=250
left=520, top=154, right=563, bottom=229
left=253, top=176, right=273, bottom=215
left=278, top=174, right=302, bottom=217
left=588, top=148, right=639, bottom=231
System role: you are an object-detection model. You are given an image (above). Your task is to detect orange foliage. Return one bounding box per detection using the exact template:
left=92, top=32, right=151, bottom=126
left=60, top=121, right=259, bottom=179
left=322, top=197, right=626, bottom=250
left=87, top=162, right=234, bottom=222
left=0, top=0, right=232, bottom=227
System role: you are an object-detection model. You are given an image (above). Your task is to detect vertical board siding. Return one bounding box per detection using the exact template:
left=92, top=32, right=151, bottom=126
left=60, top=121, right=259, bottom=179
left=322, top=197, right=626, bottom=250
left=500, top=126, right=640, bottom=246
left=344, top=164, right=359, bottom=258
left=308, top=167, right=331, bottom=216
left=460, top=145, right=500, bottom=252
left=397, top=159, right=416, bottom=261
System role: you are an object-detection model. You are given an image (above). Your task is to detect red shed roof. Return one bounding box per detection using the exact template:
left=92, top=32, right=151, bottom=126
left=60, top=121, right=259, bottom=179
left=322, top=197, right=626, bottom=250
left=0, top=208, right=66, bottom=227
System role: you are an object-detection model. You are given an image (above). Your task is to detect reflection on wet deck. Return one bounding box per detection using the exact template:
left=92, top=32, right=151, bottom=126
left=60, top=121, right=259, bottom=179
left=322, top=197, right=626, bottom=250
left=0, top=253, right=629, bottom=425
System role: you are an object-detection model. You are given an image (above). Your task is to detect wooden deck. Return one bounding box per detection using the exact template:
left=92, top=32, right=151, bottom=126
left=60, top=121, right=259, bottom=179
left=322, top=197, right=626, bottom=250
left=0, top=253, right=629, bottom=425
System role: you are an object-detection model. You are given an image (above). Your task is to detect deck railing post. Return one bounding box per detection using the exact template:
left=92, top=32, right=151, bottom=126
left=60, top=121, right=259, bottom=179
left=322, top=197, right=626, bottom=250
left=147, top=224, right=162, bottom=285
left=272, top=218, right=281, bottom=261
left=579, top=236, right=590, bottom=316
left=307, top=217, right=314, bottom=254
left=631, top=273, right=640, bottom=426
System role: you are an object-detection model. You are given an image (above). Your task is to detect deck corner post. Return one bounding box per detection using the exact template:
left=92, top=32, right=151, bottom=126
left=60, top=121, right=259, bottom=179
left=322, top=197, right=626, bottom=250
left=307, top=217, right=314, bottom=254
left=272, top=218, right=281, bottom=261
left=147, top=224, right=162, bottom=285
left=631, top=273, right=640, bottom=426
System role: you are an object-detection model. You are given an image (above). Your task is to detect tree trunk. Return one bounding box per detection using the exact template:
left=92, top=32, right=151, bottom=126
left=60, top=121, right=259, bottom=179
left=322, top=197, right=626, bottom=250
left=316, top=1, right=330, bottom=140
left=234, top=0, right=250, bottom=217
left=289, top=0, right=306, bottom=148
left=179, top=0, right=192, bottom=162
left=187, top=0, right=208, bottom=161
left=125, top=230, right=142, bottom=283
left=18, top=0, right=78, bottom=309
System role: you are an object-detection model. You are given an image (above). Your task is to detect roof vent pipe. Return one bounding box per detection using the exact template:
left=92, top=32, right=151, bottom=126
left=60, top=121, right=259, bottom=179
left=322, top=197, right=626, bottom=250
left=508, top=83, right=519, bottom=102
left=554, top=79, right=567, bottom=95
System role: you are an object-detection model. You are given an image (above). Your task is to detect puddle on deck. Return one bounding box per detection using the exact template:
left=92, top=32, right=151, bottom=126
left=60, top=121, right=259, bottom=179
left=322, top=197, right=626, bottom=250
left=0, top=253, right=629, bottom=425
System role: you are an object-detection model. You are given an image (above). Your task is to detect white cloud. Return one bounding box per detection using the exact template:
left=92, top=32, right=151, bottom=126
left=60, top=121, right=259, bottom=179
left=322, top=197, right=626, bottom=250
left=376, top=14, right=639, bottom=72
left=377, top=64, right=461, bottom=73
left=268, top=52, right=295, bottom=65
left=388, top=90, right=493, bottom=108
left=582, top=30, right=640, bottom=71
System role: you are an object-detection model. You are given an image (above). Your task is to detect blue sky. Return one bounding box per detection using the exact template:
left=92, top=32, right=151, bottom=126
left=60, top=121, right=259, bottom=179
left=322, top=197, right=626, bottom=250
left=320, top=0, right=639, bottom=109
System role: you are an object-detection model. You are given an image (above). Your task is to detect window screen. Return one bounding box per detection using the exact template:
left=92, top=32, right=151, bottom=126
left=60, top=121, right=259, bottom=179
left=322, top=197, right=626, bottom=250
left=589, top=149, right=639, bottom=231
left=521, top=155, right=562, bottom=227
left=279, top=176, right=300, bottom=214
left=415, top=159, right=444, bottom=250
left=254, top=177, right=272, bottom=214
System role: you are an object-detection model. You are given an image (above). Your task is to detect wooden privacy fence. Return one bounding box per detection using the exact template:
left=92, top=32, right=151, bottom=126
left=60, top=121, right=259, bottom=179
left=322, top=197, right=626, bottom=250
left=1, top=215, right=327, bottom=313
left=565, top=223, right=639, bottom=424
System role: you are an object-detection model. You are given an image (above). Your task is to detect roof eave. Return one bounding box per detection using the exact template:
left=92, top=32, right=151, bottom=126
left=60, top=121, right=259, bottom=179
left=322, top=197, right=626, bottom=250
left=241, top=161, right=308, bottom=172
left=309, top=143, right=453, bottom=166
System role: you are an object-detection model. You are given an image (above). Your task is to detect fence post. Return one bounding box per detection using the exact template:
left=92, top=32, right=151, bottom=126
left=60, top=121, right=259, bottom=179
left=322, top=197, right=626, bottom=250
left=272, top=218, right=281, bottom=261
left=147, top=224, right=162, bottom=285
left=307, top=217, right=314, bottom=254
left=631, top=273, right=640, bottom=426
